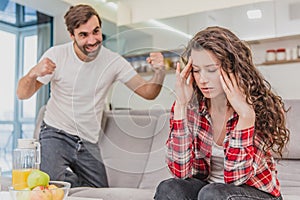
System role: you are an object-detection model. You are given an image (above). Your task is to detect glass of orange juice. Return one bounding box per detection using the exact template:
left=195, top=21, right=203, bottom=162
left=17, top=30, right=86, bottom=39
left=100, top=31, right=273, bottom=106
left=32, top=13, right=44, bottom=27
left=12, top=168, right=33, bottom=190
left=12, top=139, right=41, bottom=190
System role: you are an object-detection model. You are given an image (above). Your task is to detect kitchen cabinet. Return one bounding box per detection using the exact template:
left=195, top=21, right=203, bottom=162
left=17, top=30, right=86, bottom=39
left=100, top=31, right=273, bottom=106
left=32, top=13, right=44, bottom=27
left=188, top=1, right=276, bottom=41
left=108, top=34, right=300, bottom=110
left=260, top=59, right=300, bottom=66
left=249, top=35, right=300, bottom=65
left=274, top=0, right=300, bottom=38
left=108, top=0, right=300, bottom=109
left=124, top=33, right=300, bottom=74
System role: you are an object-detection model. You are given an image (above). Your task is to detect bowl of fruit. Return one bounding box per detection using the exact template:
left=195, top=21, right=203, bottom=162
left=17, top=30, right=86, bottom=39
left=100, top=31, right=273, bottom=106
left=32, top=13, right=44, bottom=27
left=9, top=169, right=71, bottom=200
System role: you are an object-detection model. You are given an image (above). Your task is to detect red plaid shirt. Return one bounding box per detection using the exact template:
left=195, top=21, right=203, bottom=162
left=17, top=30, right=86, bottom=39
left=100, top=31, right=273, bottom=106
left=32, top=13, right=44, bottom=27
left=166, top=100, right=281, bottom=197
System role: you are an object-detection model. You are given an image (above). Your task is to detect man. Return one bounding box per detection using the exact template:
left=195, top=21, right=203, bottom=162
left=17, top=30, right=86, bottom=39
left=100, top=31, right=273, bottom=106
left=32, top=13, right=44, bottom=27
left=17, top=4, right=166, bottom=188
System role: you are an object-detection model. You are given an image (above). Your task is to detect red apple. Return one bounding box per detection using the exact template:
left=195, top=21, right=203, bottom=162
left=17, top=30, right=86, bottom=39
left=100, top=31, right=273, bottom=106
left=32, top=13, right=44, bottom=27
left=30, top=186, right=53, bottom=200
left=48, top=184, right=65, bottom=200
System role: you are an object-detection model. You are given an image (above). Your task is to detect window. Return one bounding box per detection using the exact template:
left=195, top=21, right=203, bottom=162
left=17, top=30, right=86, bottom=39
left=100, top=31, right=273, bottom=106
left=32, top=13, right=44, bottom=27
left=0, top=28, right=15, bottom=122
left=0, top=0, right=16, bottom=24
left=0, top=0, right=52, bottom=176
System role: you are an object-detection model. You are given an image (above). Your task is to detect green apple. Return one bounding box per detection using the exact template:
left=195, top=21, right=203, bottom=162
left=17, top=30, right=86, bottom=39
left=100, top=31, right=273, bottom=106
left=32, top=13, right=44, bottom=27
left=27, top=170, right=50, bottom=189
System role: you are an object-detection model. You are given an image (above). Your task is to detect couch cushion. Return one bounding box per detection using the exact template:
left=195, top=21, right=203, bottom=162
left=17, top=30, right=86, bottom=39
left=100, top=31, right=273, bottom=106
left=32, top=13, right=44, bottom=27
left=99, top=113, right=157, bottom=188
left=139, top=113, right=172, bottom=189
left=106, top=109, right=168, bottom=118
left=69, top=187, right=155, bottom=200
left=283, top=100, right=300, bottom=159
left=276, top=160, right=300, bottom=199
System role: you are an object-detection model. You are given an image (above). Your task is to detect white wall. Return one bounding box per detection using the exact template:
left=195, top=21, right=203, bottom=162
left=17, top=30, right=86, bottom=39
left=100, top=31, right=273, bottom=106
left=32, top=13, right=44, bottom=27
left=109, top=73, right=176, bottom=110
left=109, top=36, right=300, bottom=110
left=258, top=63, right=300, bottom=99
left=251, top=37, right=300, bottom=100
left=12, top=0, right=300, bottom=110
left=108, top=61, right=300, bottom=110
left=120, top=0, right=272, bottom=25
left=108, top=0, right=300, bottom=109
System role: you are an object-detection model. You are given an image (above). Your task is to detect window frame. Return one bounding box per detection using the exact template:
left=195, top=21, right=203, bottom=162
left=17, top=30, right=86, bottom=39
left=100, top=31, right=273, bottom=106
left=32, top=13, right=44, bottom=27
left=0, top=1, right=52, bottom=176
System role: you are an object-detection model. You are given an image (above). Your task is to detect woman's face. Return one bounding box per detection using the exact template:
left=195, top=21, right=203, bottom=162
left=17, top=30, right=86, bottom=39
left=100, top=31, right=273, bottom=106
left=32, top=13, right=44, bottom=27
left=191, top=49, right=225, bottom=99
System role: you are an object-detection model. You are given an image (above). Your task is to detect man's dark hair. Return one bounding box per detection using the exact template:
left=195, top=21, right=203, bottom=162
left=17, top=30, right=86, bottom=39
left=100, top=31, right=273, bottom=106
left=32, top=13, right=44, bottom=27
left=64, top=4, right=102, bottom=35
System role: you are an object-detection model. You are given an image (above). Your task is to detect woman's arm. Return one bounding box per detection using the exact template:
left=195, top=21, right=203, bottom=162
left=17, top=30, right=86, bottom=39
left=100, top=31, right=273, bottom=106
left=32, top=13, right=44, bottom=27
left=166, top=102, right=194, bottom=179
left=220, top=69, right=257, bottom=184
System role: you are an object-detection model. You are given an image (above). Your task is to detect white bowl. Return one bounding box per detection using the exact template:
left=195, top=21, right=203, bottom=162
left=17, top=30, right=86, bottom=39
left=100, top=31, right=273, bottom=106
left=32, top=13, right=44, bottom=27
left=9, top=181, right=71, bottom=200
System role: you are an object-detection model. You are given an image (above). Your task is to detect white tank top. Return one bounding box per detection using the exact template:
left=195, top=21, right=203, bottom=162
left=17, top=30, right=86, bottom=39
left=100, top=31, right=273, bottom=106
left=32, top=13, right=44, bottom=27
left=208, top=141, right=225, bottom=183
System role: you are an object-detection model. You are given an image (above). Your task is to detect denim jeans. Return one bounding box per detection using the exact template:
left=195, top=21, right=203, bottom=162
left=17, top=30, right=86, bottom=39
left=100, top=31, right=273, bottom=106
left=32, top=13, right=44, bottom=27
left=39, top=121, right=108, bottom=188
left=154, top=178, right=283, bottom=200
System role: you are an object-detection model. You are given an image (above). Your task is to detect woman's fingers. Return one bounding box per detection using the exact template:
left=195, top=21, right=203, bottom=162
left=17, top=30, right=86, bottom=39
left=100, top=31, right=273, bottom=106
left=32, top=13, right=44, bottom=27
left=228, top=72, right=238, bottom=88
left=220, top=74, right=229, bottom=94
left=176, top=62, right=181, bottom=74
left=220, top=69, right=230, bottom=92
left=175, top=59, right=194, bottom=88
left=220, top=69, right=238, bottom=93
left=188, top=72, right=194, bottom=86
left=176, top=59, right=193, bottom=84
left=176, top=62, right=184, bottom=82
left=180, top=58, right=192, bottom=79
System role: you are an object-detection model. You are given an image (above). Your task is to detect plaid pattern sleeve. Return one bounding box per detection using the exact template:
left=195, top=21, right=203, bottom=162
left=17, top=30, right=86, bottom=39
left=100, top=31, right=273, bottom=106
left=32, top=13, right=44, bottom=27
left=166, top=104, right=194, bottom=179
left=224, top=127, right=255, bottom=184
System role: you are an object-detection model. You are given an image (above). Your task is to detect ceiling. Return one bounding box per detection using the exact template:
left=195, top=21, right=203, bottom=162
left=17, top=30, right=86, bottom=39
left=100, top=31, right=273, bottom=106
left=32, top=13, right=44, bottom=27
left=60, top=0, right=273, bottom=25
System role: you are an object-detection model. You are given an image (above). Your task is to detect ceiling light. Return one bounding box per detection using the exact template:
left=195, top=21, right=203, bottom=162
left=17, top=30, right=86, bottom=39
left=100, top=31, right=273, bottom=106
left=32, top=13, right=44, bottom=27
left=247, top=9, right=262, bottom=19
left=107, top=2, right=118, bottom=10
left=149, top=19, right=192, bottom=39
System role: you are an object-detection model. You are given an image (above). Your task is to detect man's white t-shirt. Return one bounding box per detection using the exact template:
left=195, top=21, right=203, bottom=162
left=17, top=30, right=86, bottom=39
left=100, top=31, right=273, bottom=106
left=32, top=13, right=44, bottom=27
left=37, top=42, right=137, bottom=143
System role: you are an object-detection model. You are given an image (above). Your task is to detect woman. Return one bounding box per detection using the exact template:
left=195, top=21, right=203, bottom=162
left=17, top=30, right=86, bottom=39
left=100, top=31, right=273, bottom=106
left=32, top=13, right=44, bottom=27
left=154, top=26, right=289, bottom=200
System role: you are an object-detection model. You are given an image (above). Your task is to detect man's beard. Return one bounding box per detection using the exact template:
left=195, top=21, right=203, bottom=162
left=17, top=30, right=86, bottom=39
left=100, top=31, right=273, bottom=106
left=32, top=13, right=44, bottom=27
left=75, top=40, right=102, bottom=59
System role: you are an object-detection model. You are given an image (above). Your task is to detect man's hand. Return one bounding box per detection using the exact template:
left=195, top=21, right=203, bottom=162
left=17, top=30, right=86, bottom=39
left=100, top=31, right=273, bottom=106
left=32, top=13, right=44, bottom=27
left=29, top=58, right=56, bottom=79
left=16, top=57, right=54, bottom=99
left=146, top=52, right=165, bottom=73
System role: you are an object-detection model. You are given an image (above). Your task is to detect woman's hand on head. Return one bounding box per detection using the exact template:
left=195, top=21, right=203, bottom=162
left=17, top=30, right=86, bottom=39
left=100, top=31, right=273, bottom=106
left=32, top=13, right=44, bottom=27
left=175, top=59, right=194, bottom=107
left=220, top=69, right=255, bottom=124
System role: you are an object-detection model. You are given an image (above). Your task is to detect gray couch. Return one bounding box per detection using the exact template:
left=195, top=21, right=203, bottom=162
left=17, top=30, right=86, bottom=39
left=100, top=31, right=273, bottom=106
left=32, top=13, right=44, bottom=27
left=275, top=100, right=300, bottom=200
left=2, top=100, right=299, bottom=199
left=69, top=109, right=172, bottom=200
left=69, top=100, right=300, bottom=200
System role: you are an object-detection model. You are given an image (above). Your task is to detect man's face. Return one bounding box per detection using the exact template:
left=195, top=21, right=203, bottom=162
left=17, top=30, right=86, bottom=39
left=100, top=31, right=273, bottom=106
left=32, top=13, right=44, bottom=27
left=71, top=15, right=103, bottom=60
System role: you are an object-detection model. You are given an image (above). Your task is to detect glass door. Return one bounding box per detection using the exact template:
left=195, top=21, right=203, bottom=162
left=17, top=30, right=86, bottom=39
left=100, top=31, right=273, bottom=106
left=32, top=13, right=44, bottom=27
left=0, top=28, right=16, bottom=174
left=0, top=25, right=37, bottom=175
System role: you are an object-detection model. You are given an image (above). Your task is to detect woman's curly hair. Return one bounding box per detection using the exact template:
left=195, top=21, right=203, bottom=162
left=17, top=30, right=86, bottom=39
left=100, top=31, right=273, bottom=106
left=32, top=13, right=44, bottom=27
left=181, top=26, right=289, bottom=157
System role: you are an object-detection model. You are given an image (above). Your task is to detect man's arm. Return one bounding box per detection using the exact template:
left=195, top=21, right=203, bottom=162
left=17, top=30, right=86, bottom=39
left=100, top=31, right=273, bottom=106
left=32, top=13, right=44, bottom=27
left=17, top=57, right=56, bottom=99
left=125, top=52, right=166, bottom=100
left=17, top=75, right=43, bottom=100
